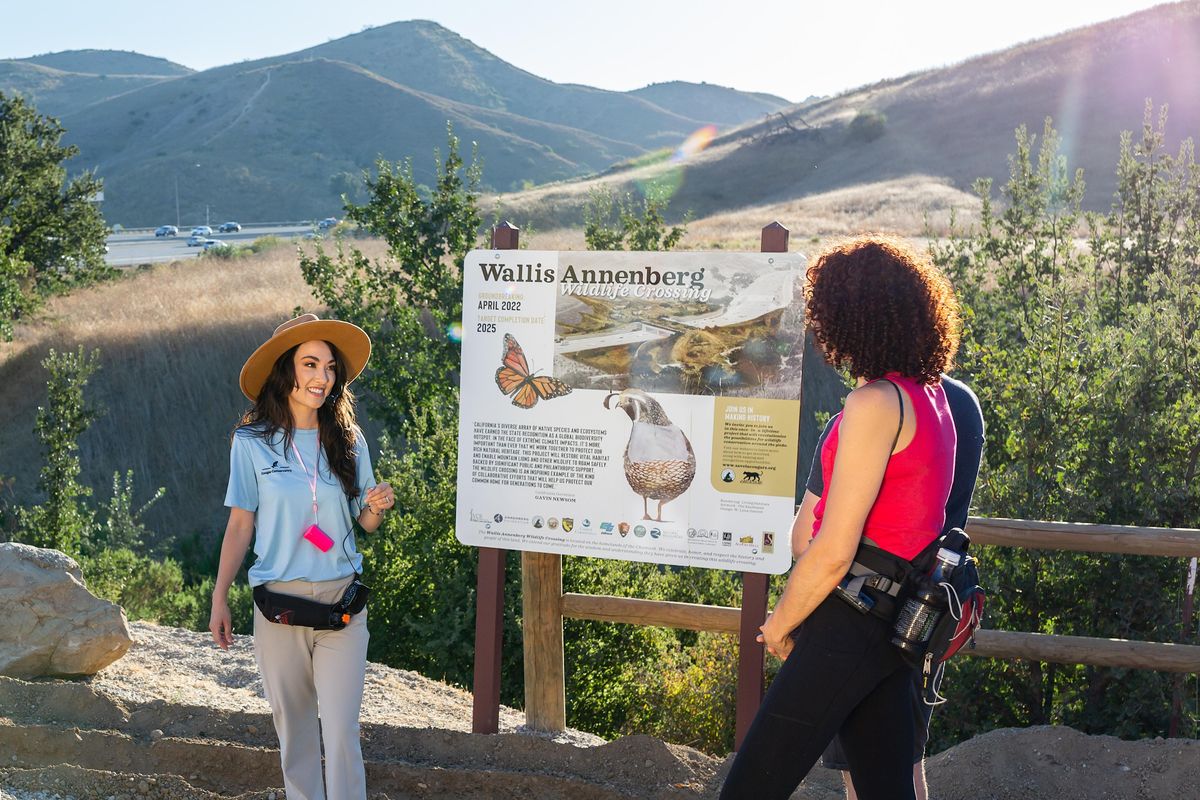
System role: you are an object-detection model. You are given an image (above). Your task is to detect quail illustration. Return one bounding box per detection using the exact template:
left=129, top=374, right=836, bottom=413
left=604, top=388, right=696, bottom=522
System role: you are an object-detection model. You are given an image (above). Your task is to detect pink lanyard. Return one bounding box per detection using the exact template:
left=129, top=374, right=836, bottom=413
left=290, top=436, right=320, bottom=518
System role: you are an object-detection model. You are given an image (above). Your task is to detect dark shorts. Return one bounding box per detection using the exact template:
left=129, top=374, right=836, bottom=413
left=820, top=671, right=933, bottom=770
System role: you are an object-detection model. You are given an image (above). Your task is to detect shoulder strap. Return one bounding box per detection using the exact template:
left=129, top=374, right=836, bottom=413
left=880, top=378, right=904, bottom=455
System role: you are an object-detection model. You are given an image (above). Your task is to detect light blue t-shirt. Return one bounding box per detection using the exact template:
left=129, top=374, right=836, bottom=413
left=225, top=424, right=376, bottom=586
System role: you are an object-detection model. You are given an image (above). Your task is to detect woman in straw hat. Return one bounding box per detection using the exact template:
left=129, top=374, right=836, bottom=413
left=209, top=313, right=394, bottom=800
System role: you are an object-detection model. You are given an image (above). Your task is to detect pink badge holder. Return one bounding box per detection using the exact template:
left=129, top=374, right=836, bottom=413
left=293, top=440, right=334, bottom=553
left=302, top=524, right=334, bottom=552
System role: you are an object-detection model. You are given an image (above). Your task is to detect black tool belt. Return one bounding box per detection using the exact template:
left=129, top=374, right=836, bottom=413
left=252, top=578, right=370, bottom=630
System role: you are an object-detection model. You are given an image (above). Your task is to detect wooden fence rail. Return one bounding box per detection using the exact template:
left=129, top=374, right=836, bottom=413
left=560, top=595, right=1200, bottom=673
left=548, top=513, right=1200, bottom=740
left=967, top=517, right=1200, bottom=557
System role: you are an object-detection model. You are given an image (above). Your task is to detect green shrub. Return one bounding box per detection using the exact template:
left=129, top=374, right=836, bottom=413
left=81, top=548, right=253, bottom=631
left=926, top=104, right=1200, bottom=746
left=245, top=235, right=285, bottom=254
left=15, top=348, right=100, bottom=556
left=81, top=547, right=182, bottom=618
left=583, top=187, right=687, bottom=251
left=847, top=109, right=887, bottom=143
left=623, top=631, right=738, bottom=754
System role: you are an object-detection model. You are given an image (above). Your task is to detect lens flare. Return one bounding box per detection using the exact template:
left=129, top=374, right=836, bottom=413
left=446, top=322, right=463, bottom=343
left=672, top=125, right=718, bottom=163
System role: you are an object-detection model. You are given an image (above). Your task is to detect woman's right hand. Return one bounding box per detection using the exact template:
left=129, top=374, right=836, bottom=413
left=210, top=594, right=234, bottom=650
left=757, top=613, right=796, bottom=661
left=211, top=509, right=254, bottom=651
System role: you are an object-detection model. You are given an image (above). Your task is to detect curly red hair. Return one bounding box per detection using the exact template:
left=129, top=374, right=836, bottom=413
left=805, top=236, right=960, bottom=384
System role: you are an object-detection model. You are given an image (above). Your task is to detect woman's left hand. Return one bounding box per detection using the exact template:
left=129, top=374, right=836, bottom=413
left=365, top=483, right=395, bottom=515
left=757, top=614, right=794, bottom=661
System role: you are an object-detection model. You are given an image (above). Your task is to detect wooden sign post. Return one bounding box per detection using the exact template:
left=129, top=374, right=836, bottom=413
left=735, top=221, right=791, bottom=749
left=471, top=222, right=519, bottom=735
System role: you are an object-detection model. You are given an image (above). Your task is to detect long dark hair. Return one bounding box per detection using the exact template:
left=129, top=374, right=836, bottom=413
left=236, top=341, right=362, bottom=500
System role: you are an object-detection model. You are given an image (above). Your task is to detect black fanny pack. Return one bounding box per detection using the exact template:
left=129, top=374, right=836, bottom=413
left=253, top=577, right=370, bottom=630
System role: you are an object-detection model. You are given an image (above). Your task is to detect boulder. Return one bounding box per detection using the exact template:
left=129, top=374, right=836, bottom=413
left=0, top=542, right=132, bottom=678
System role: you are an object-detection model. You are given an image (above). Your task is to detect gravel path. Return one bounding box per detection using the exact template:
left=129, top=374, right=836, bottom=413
left=89, top=621, right=601, bottom=744
left=3, top=622, right=1198, bottom=799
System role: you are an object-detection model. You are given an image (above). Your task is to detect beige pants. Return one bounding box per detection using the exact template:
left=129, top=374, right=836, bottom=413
left=253, top=576, right=369, bottom=800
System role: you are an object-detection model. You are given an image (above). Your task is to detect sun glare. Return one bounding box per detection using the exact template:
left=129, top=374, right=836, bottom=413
left=672, top=125, right=718, bottom=163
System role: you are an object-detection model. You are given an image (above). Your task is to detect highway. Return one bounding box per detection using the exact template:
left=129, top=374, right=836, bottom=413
left=556, top=323, right=675, bottom=354
left=104, top=223, right=317, bottom=266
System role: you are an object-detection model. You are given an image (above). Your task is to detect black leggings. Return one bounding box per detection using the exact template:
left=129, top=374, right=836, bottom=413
left=720, top=595, right=916, bottom=800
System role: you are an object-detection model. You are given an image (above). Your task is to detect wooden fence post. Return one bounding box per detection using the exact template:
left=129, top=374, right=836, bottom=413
left=523, top=551, right=566, bottom=731
left=734, top=221, right=791, bottom=750
left=471, top=222, right=520, bottom=734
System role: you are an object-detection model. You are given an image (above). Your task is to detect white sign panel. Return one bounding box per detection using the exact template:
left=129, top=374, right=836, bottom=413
left=455, top=249, right=806, bottom=574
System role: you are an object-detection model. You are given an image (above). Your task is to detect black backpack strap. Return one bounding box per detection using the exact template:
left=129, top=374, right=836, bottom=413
left=879, top=377, right=904, bottom=456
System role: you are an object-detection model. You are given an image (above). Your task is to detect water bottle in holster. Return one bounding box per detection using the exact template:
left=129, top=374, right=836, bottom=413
left=889, top=546, right=960, bottom=657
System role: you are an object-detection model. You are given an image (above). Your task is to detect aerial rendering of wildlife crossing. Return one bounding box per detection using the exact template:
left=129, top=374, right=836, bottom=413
left=455, top=249, right=806, bottom=574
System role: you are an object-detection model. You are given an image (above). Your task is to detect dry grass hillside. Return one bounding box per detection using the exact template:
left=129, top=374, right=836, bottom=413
left=0, top=62, right=169, bottom=118
left=19, top=50, right=192, bottom=77
left=495, top=1, right=1200, bottom=227
left=629, top=81, right=791, bottom=128
left=0, top=50, right=191, bottom=118
left=0, top=242, right=386, bottom=541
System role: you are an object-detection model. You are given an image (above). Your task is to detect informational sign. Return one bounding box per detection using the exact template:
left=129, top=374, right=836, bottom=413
left=455, top=249, right=806, bottom=574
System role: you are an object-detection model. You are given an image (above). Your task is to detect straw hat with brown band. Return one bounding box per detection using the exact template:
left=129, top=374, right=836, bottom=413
left=239, top=314, right=372, bottom=401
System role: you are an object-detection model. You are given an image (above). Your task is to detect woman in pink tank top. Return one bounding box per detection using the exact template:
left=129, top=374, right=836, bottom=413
left=721, top=237, right=962, bottom=800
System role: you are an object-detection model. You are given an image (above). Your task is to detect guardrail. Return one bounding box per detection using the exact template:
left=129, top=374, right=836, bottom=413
left=109, top=221, right=325, bottom=235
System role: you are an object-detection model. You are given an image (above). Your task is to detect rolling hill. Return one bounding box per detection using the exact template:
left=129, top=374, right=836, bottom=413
left=0, top=49, right=192, bottom=118
left=60, top=57, right=651, bottom=225
left=248, top=20, right=714, bottom=148
left=0, top=23, right=789, bottom=227
left=17, top=49, right=192, bottom=76
left=496, top=1, right=1200, bottom=228
left=630, top=81, right=792, bottom=128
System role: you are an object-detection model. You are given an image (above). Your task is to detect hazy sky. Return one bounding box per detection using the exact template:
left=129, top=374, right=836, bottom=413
left=2, top=0, right=1171, bottom=100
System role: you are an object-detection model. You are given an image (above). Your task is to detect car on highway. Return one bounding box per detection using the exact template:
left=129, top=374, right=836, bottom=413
left=155, top=225, right=178, bottom=237
left=202, top=239, right=231, bottom=251
left=317, top=217, right=338, bottom=230
left=191, top=226, right=213, bottom=236
left=187, top=234, right=209, bottom=247
left=217, top=221, right=241, bottom=233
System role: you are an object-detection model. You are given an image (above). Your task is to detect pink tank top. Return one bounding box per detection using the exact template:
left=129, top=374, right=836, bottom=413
left=811, top=374, right=956, bottom=560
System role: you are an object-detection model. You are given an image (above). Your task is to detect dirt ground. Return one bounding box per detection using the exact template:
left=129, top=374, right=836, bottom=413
left=1, top=622, right=1196, bottom=799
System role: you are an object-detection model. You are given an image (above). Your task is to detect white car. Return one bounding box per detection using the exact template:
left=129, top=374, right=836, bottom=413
left=191, top=226, right=213, bottom=236
left=187, top=235, right=208, bottom=247
left=202, top=239, right=230, bottom=251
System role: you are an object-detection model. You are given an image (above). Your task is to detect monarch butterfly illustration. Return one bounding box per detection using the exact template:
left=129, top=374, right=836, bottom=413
left=495, top=333, right=572, bottom=409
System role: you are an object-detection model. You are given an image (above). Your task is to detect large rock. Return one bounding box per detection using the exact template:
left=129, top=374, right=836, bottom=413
left=0, top=542, right=132, bottom=678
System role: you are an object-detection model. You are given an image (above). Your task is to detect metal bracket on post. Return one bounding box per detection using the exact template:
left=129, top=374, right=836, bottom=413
left=471, top=222, right=520, bottom=734
left=734, top=221, right=791, bottom=750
